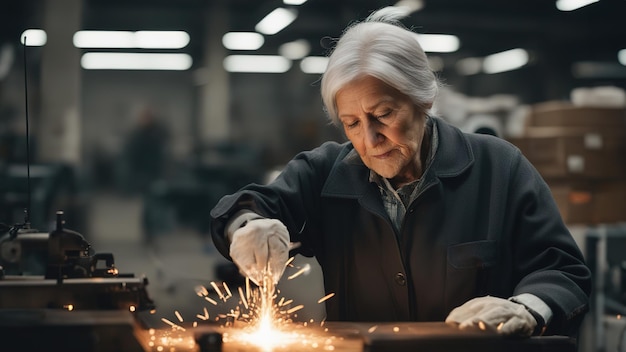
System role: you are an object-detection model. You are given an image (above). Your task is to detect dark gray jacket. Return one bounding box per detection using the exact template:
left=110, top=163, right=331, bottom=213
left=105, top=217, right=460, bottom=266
left=210, top=117, right=591, bottom=336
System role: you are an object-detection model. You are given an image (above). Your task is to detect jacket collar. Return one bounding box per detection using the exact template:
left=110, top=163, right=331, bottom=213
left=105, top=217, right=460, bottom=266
left=321, top=116, right=474, bottom=198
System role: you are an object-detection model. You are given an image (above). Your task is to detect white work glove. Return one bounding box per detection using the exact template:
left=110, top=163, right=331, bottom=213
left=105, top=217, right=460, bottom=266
left=445, top=296, right=537, bottom=336
left=229, top=218, right=290, bottom=287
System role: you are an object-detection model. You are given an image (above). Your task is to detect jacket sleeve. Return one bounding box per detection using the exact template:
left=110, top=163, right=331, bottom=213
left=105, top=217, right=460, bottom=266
left=508, top=149, right=592, bottom=336
left=209, top=141, right=344, bottom=261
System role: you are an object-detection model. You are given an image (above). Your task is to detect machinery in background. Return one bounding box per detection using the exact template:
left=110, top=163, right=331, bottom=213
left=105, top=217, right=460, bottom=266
left=0, top=210, right=155, bottom=352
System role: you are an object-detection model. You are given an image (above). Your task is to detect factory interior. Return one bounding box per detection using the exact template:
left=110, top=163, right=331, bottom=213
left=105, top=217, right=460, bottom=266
left=0, top=0, right=625, bottom=351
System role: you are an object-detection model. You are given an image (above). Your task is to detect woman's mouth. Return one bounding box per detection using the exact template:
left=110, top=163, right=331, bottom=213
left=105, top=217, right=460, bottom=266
left=372, top=151, right=392, bottom=159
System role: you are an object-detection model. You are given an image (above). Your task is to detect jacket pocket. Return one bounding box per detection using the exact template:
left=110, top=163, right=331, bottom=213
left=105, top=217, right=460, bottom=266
left=445, top=240, right=497, bottom=312
left=447, top=240, right=497, bottom=269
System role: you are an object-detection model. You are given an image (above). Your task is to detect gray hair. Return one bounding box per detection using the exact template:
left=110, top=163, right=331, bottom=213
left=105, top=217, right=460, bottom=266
left=321, top=6, right=440, bottom=125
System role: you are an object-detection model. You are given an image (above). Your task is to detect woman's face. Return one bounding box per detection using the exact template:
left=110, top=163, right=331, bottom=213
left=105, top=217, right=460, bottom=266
left=336, top=76, right=427, bottom=185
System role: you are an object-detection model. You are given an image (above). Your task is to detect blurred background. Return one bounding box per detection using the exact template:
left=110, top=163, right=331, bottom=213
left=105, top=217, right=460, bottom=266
left=0, top=1, right=625, bottom=351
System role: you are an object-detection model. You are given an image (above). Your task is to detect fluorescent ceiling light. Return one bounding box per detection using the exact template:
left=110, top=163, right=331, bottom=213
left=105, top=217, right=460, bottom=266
left=619, top=49, right=626, bottom=66
left=81, top=52, right=192, bottom=70
left=135, top=31, right=190, bottom=49
left=416, top=34, right=460, bottom=53
left=300, top=56, right=329, bottom=74
left=284, top=0, right=308, bottom=4
left=74, top=31, right=133, bottom=48
left=222, top=32, right=264, bottom=50
left=279, top=39, right=310, bottom=60
left=255, top=8, right=298, bottom=35
left=483, top=48, right=528, bottom=74
left=73, top=30, right=189, bottom=49
left=556, top=0, right=599, bottom=11
left=224, top=55, right=292, bottom=73
left=20, top=29, right=47, bottom=46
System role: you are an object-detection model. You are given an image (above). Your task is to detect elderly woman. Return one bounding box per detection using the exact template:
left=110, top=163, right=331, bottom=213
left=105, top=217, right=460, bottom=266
left=210, top=7, right=591, bottom=337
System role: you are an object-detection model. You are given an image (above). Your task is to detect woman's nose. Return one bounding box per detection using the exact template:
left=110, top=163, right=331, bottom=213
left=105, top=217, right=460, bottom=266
left=364, top=123, right=384, bottom=147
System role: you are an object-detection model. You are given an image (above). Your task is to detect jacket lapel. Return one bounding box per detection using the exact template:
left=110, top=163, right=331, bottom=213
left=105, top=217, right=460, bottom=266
left=320, top=117, right=475, bottom=216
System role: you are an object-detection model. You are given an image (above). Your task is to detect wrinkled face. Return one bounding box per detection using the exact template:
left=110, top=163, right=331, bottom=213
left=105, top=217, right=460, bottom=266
left=336, top=76, right=427, bottom=185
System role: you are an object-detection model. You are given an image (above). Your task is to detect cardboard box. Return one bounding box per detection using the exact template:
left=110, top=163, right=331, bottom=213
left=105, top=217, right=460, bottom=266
left=508, top=128, right=626, bottom=180
left=527, top=101, right=626, bottom=128
left=549, top=180, right=626, bottom=224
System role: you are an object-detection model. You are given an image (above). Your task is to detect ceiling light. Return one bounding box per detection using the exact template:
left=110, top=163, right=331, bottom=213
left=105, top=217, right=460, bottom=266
left=222, top=32, right=264, bottom=50
left=556, top=0, right=599, bottom=11
left=300, top=56, right=328, bottom=74
left=74, top=31, right=134, bottom=48
left=81, top=52, right=192, bottom=70
left=483, top=48, right=528, bottom=74
left=20, top=29, right=47, bottom=46
left=255, top=8, right=298, bottom=35
left=279, top=39, right=310, bottom=60
left=73, top=30, right=189, bottom=49
left=618, top=49, right=626, bottom=66
left=415, top=34, right=460, bottom=53
left=283, top=0, right=308, bottom=5
left=224, top=55, right=292, bottom=73
left=135, top=31, right=190, bottom=49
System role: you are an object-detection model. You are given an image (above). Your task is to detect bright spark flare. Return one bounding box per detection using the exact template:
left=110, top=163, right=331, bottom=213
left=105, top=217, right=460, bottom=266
left=152, top=257, right=344, bottom=351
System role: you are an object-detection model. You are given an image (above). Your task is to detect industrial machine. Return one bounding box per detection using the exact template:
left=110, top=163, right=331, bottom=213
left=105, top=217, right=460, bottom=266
left=0, top=210, right=155, bottom=352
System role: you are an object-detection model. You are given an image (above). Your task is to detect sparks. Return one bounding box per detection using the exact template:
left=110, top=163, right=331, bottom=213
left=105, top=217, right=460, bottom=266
left=223, top=282, right=233, bottom=299
left=204, top=296, right=218, bottom=305
left=286, top=304, right=304, bottom=314
left=238, top=286, right=249, bottom=310
left=195, top=285, right=209, bottom=297
left=161, top=318, right=186, bottom=331
left=317, top=292, right=335, bottom=304
left=287, top=266, right=308, bottom=280
left=210, top=281, right=225, bottom=301
left=478, top=321, right=486, bottom=331
left=153, top=264, right=344, bottom=351
left=175, top=311, right=184, bottom=323
left=246, top=277, right=251, bottom=301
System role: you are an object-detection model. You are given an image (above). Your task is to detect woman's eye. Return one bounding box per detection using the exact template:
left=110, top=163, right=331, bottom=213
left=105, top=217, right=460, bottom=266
left=345, top=121, right=359, bottom=129
left=376, top=111, right=392, bottom=119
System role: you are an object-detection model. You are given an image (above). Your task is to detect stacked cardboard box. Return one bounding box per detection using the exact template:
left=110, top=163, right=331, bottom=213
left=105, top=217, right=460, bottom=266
left=507, top=101, right=626, bottom=224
